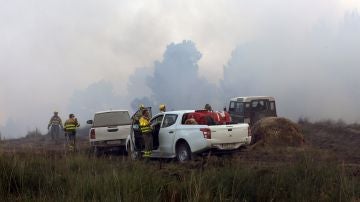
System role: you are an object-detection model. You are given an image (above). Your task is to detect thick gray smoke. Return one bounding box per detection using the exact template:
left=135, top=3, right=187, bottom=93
left=2, top=10, right=359, bottom=139
left=68, top=10, right=360, bottom=124
left=131, top=40, right=220, bottom=113
left=126, top=11, right=360, bottom=122
left=221, top=10, right=360, bottom=122
left=2, top=2, right=360, bottom=139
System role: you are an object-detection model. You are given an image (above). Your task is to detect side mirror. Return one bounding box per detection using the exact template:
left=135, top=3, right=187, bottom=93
left=86, top=120, right=93, bottom=125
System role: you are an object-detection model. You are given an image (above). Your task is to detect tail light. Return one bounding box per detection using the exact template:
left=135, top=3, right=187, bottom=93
left=90, top=128, right=96, bottom=139
left=200, top=128, right=211, bottom=139
left=248, top=126, right=251, bottom=137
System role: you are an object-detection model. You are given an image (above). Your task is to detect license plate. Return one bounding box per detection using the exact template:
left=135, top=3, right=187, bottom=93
left=221, top=143, right=236, bottom=150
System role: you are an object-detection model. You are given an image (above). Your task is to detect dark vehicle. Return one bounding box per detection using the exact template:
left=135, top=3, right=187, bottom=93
left=227, top=96, right=277, bottom=125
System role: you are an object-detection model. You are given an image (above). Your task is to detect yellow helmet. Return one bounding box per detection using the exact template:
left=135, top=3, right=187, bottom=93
left=139, top=104, right=145, bottom=110
left=159, top=104, right=166, bottom=112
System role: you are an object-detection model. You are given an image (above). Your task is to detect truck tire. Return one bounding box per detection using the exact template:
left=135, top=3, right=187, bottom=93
left=176, top=142, right=191, bottom=162
left=90, top=146, right=103, bottom=157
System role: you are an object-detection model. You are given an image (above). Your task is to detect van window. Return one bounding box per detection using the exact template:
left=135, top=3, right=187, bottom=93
left=93, top=111, right=131, bottom=127
left=229, top=101, right=244, bottom=114
left=270, top=101, right=275, bottom=111
left=229, top=101, right=235, bottom=110
left=251, top=100, right=266, bottom=111
left=162, top=114, right=178, bottom=128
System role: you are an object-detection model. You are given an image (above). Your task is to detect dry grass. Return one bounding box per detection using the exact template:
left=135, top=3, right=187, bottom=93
left=0, top=149, right=359, bottom=202
left=0, top=120, right=359, bottom=201
left=251, top=117, right=304, bottom=147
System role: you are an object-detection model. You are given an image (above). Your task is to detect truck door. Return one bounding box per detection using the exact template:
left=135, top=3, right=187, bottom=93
left=158, top=114, right=178, bottom=155
left=150, top=114, right=164, bottom=150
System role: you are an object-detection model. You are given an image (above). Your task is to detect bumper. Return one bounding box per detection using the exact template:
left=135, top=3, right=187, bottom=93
left=90, top=139, right=127, bottom=148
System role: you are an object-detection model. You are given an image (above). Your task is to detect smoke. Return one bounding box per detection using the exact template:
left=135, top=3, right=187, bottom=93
left=67, top=80, right=126, bottom=123
left=1, top=1, right=360, bottom=138
left=221, top=10, right=360, bottom=122
left=129, top=40, right=221, bottom=113
left=125, top=11, right=360, bottom=122
left=0, top=118, right=26, bottom=139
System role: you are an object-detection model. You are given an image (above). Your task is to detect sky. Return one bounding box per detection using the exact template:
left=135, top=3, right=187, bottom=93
left=0, top=0, right=360, bottom=138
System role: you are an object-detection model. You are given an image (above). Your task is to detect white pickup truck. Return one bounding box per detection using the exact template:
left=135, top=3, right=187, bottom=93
left=126, top=110, right=251, bottom=162
left=87, top=110, right=131, bottom=154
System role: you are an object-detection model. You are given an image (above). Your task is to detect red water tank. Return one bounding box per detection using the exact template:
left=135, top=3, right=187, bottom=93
left=185, top=110, right=231, bottom=125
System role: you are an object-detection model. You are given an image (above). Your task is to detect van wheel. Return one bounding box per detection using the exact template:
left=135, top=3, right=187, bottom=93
left=176, top=142, right=191, bottom=162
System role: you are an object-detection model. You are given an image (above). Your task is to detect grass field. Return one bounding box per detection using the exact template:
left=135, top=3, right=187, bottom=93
left=0, top=148, right=359, bottom=201
left=0, top=120, right=359, bottom=201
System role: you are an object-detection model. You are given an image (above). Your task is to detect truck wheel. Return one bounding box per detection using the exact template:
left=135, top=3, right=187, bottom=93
left=176, top=142, right=191, bottom=162
left=93, top=146, right=103, bottom=157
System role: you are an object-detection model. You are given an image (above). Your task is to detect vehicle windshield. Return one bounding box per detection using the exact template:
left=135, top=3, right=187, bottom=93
left=228, top=101, right=244, bottom=115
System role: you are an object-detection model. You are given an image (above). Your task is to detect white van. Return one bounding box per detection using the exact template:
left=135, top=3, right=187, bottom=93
left=87, top=110, right=131, bottom=154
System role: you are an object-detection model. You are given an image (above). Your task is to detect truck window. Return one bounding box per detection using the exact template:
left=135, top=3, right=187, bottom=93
left=93, top=111, right=131, bottom=127
left=151, top=115, right=164, bottom=126
left=162, top=114, right=178, bottom=128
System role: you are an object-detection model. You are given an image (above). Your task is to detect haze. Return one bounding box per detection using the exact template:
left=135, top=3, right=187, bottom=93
left=1, top=0, right=360, bottom=138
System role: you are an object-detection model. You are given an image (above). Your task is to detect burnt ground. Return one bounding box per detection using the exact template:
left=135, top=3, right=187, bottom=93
left=300, top=120, right=360, bottom=163
left=0, top=120, right=359, bottom=164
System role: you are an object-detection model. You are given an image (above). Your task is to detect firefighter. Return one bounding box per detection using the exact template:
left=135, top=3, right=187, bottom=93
left=139, top=109, right=153, bottom=158
left=48, top=111, right=63, bottom=142
left=204, top=104, right=212, bottom=111
left=133, top=104, right=145, bottom=122
left=64, top=114, right=80, bottom=152
left=159, top=104, right=166, bottom=113
left=139, top=104, right=145, bottom=111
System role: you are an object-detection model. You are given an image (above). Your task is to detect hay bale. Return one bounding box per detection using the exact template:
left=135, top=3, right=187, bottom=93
left=250, top=117, right=304, bottom=147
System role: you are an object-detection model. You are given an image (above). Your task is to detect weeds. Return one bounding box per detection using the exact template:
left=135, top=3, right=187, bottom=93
left=0, top=150, right=359, bottom=202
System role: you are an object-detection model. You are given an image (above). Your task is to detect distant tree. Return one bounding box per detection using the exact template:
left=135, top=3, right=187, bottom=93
left=25, top=128, right=42, bottom=138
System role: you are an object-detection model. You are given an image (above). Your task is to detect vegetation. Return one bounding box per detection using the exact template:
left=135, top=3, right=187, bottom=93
left=0, top=150, right=359, bottom=202
left=0, top=120, right=359, bottom=201
left=25, top=128, right=43, bottom=139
